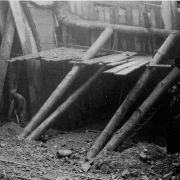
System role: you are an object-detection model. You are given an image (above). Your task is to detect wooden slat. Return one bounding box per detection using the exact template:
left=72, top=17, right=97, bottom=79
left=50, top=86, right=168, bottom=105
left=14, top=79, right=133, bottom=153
left=125, top=5, right=134, bottom=51
left=106, top=55, right=151, bottom=66
left=116, top=60, right=150, bottom=75
left=0, top=1, right=6, bottom=37
left=132, top=5, right=141, bottom=52
left=81, top=52, right=137, bottom=65
left=104, top=6, right=111, bottom=49
left=104, top=58, right=147, bottom=74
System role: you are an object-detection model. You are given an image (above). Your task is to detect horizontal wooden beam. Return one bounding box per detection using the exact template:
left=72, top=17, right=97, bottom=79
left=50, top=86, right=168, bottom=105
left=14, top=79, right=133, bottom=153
left=147, top=64, right=172, bottom=69
left=62, top=14, right=175, bottom=37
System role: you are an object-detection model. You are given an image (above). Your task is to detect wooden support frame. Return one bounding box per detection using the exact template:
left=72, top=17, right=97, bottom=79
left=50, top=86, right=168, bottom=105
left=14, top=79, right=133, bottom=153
left=106, top=66, right=180, bottom=150
left=19, top=27, right=114, bottom=139
left=87, top=31, right=180, bottom=159
left=0, top=9, right=15, bottom=103
left=26, top=66, right=107, bottom=141
left=62, top=13, right=175, bottom=37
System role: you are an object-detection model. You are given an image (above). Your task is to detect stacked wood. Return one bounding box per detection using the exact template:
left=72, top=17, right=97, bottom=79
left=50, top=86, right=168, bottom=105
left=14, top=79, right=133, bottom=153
left=106, top=66, right=180, bottom=150
left=19, top=27, right=113, bottom=139
left=0, top=9, right=15, bottom=103
left=87, top=31, right=180, bottom=159
left=27, top=66, right=107, bottom=141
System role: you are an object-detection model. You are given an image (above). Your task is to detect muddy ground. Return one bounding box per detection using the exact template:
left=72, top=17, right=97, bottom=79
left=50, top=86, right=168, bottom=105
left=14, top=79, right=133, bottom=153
left=0, top=119, right=180, bottom=180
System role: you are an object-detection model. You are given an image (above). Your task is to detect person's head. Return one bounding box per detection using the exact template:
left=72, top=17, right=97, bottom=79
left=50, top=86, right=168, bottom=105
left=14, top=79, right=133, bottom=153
left=11, top=89, right=16, bottom=98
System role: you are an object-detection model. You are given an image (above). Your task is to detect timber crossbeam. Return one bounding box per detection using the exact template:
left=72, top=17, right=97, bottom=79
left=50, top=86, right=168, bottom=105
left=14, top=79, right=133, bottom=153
left=62, top=14, right=177, bottom=37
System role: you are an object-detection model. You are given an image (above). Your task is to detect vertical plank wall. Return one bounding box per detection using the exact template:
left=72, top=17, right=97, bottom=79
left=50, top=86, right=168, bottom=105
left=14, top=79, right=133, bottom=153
left=65, top=1, right=178, bottom=54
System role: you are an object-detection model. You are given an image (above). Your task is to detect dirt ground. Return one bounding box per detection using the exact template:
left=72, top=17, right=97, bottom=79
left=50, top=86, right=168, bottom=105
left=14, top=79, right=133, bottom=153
left=0, top=120, right=180, bottom=180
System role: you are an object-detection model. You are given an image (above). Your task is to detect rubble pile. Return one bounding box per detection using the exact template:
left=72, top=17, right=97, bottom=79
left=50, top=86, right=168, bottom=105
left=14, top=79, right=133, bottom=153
left=0, top=122, right=180, bottom=180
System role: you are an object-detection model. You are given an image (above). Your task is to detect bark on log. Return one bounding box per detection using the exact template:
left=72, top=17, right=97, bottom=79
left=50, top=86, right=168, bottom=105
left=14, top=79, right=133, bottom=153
left=0, top=9, right=15, bottom=103
left=19, top=27, right=113, bottom=139
left=9, top=1, right=43, bottom=117
left=106, top=67, right=180, bottom=150
left=87, top=31, right=180, bottom=159
left=27, top=66, right=107, bottom=141
left=0, top=1, right=6, bottom=37
left=62, top=13, right=175, bottom=37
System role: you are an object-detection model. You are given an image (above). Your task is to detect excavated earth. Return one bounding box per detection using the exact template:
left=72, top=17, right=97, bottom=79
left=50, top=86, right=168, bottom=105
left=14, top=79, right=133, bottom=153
left=0, top=121, right=180, bottom=180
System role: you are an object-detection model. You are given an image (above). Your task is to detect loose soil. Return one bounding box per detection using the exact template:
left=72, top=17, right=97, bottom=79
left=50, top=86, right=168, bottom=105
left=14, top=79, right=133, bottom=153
left=0, top=120, right=180, bottom=180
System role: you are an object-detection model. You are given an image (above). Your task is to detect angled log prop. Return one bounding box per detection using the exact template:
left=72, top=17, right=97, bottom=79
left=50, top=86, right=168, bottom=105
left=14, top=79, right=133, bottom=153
left=9, top=1, right=43, bottom=116
left=0, top=9, right=15, bottom=103
left=27, top=66, right=107, bottom=141
left=87, top=31, right=180, bottom=159
left=106, top=66, right=180, bottom=150
left=19, top=27, right=113, bottom=139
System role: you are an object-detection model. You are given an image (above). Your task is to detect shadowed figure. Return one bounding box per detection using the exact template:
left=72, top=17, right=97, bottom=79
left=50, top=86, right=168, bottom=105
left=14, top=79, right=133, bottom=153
left=10, top=90, right=27, bottom=127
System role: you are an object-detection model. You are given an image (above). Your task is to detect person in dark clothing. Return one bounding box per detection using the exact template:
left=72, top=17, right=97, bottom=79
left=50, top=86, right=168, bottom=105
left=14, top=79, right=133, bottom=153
left=11, top=90, right=27, bottom=127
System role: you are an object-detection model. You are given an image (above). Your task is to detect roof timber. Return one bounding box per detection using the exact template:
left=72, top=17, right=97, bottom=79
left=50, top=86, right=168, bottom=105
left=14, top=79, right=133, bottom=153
left=62, top=14, right=176, bottom=37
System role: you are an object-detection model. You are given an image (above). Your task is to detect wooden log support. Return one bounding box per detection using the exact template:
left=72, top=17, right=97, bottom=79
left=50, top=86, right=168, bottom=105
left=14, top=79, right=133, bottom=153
left=19, top=27, right=113, bottom=139
left=106, top=66, right=180, bottom=150
left=27, top=66, right=107, bottom=141
left=147, top=64, right=172, bottom=69
left=9, top=1, right=44, bottom=116
left=0, top=9, right=15, bottom=103
left=63, top=14, right=175, bottom=37
left=0, top=1, right=6, bottom=37
left=87, top=31, right=180, bottom=159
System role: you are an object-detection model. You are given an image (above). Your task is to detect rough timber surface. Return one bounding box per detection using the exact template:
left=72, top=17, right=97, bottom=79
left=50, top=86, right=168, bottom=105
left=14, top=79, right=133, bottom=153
left=9, top=47, right=86, bottom=62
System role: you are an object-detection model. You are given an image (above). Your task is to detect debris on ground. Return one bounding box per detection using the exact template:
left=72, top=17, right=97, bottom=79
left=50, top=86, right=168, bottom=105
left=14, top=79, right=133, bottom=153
left=0, top=122, right=180, bottom=180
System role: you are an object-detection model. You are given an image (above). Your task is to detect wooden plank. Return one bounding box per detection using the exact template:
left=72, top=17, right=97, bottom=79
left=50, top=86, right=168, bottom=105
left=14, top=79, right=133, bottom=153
left=0, top=9, right=15, bottom=102
left=69, top=1, right=76, bottom=14
left=171, top=1, right=178, bottom=30
left=88, top=2, right=96, bottom=45
left=76, top=1, right=83, bottom=17
left=9, top=1, right=43, bottom=116
left=139, top=3, right=146, bottom=53
left=104, top=7, right=111, bottom=49
left=162, top=1, right=173, bottom=30
left=116, top=60, right=150, bottom=75
left=125, top=5, right=134, bottom=51
left=0, top=1, right=6, bottom=37
left=81, top=52, right=137, bottom=65
left=132, top=6, right=141, bottom=52
left=81, top=1, right=90, bottom=46
left=104, top=58, right=147, bottom=74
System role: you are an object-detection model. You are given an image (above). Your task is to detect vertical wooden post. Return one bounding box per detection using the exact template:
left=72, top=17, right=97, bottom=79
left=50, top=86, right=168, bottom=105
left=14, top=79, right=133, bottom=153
left=162, top=1, right=173, bottom=30
left=0, top=1, right=6, bottom=37
left=19, top=27, right=114, bottom=139
left=87, top=31, right=180, bottom=159
left=0, top=9, right=15, bottom=103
